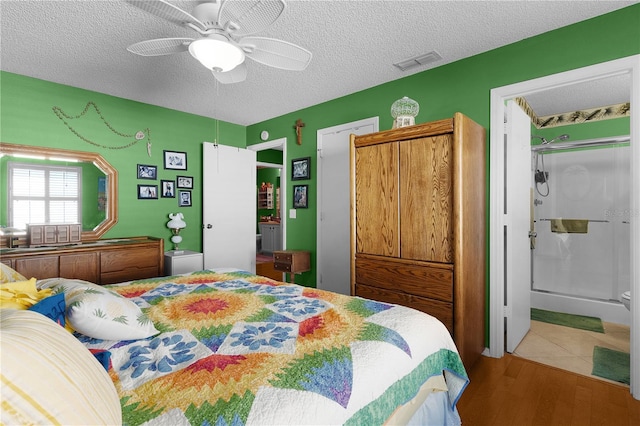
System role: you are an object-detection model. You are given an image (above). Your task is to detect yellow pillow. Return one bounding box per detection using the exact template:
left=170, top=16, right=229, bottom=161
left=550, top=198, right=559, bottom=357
left=0, top=309, right=121, bottom=425
left=0, top=263, right=27, bottom=284
left=0, top=278, right=53, bottom=309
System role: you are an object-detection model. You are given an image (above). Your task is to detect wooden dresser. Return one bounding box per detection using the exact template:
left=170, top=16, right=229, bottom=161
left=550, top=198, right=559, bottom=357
left=350, top=112, right=486, bottom=368
left=0, top=236, right=164, bottom=285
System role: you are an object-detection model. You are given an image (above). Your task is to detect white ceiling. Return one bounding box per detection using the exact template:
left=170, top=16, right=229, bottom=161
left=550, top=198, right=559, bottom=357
left=1, top=0, right=635, bottom=126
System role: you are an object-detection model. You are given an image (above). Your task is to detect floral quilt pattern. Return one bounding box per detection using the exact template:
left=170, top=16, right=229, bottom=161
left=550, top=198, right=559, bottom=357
left=78, top=270, right=467, bottom=425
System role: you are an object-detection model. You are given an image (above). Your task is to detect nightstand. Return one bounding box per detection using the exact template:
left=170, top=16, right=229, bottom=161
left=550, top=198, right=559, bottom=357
left=273, top=250, right=310, bottom=283
left=164, top=250, right=203, bottom=275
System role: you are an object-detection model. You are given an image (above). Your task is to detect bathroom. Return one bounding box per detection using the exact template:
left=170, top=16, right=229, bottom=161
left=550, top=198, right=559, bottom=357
left=512, top=128, right=632, bottom=382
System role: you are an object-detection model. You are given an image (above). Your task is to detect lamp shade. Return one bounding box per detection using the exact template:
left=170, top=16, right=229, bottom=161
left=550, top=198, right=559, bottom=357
left=188, top=36, right=245, bottom=72
left=167, top=213, right=186, bottom=230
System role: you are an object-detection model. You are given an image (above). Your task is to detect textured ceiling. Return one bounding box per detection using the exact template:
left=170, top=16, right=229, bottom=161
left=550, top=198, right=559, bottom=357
left=1, top=0, right=635, bottom=126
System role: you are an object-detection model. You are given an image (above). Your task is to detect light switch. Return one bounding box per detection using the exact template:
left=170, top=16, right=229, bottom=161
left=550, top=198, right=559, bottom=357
left=289, top=209, right=297, bottom=219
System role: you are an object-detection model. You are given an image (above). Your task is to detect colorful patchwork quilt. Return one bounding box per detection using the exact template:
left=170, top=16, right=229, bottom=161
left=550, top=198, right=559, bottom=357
left=79, top=269, right=468, bottom=425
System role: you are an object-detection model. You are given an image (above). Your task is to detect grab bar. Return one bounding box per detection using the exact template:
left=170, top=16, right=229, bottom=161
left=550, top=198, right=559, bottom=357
left=538, top=218, right=610, bottom=223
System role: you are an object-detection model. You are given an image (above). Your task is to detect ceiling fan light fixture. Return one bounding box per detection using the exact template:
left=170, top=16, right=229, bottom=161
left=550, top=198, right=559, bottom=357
left=189, top=37, right=245, bottom=72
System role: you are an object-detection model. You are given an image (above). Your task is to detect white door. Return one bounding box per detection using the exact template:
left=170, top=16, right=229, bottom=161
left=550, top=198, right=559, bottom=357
left=316, top=117, right=378, bottom=294
left=203, top=142, right=256, bottom=273
left=505, top=100, right=533, bottom=353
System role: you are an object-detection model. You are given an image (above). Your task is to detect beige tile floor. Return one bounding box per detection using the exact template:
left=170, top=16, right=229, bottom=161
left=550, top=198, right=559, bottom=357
left=513, top=319, right=630, bottom=386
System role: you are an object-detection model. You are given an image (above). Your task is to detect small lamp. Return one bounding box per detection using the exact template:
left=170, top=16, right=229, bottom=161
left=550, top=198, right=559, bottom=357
left=391, top=96, right=419, bottom=128
left=167, top=213, right=186, bottom=251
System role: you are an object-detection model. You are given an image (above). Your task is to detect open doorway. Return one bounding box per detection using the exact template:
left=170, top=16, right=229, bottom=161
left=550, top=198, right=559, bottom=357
left=249, top=138, right=286, bottom=281
left=488, top=55, right=640, bottom=399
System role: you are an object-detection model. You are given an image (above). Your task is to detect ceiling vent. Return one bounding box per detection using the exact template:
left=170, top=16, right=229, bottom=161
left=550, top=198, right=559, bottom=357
left=393, top=51, right=442, bottom=71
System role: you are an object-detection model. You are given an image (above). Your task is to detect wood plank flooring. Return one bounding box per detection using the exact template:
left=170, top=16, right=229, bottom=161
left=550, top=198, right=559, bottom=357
left=457, top=354, right=640, bottom=425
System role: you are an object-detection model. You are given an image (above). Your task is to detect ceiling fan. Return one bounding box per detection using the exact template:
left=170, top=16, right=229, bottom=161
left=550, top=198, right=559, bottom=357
left=125, top=0, right=312, bottom=84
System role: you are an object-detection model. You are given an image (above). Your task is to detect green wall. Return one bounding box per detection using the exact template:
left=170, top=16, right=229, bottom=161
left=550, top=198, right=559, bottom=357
left=1, top=4, right=638, bottom=293
left=247, top=4, right=640, bottom=288
left=1, top=71, right=246, bottom=251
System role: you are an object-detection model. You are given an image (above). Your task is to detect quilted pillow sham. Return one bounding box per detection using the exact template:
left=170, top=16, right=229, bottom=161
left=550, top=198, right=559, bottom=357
left=38, top=278, right=159, bottom=341
left=0, top=309, right=121, bottom=425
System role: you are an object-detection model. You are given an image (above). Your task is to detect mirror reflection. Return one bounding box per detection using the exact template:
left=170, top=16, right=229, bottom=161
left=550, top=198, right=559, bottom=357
left=0, top=143, right=118, bottom=241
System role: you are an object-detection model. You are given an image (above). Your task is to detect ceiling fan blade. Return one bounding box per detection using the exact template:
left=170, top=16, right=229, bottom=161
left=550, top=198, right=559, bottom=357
left=125, top=0, right=206, bottom=31
left=127, top=38, right=193, bottom=56
left=212, top=62, right=248, bottom=84
left=218, top=0, right=285, bottom=37
left=240, top=37, right=312, bottom=71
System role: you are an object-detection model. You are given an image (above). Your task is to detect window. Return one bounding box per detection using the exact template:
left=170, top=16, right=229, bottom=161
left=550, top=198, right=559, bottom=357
left=8, top=162, right=82, bottom=229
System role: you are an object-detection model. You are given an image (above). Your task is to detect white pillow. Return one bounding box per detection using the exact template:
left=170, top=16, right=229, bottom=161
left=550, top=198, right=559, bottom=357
left=38, top=278, right=159, bottom=341
left=0, top=309, right=121, bottom=425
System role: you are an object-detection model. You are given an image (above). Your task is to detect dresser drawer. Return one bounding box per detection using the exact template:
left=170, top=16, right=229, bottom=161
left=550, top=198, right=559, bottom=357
left=355, top=283, right=453, bottom=333
left=355, top=255, right=453, bottom=302
left=274, top=262, right=292, bottom=272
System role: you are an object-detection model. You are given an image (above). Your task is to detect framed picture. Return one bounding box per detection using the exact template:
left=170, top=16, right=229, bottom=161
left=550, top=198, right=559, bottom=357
left=164, top=150, right=187, bottom=170
left=291, top=157, right=310, bottom=180
left=293, top=184, right=308, bottom=208
left=137, top=184, right=158, bottom=199
left=177, top=176, right=193, bottom=189
left=137, top=164, right=157, bottom=180
left=178, top=190, right=192, bottom=207
left=161, top=180, right=175, bottom=198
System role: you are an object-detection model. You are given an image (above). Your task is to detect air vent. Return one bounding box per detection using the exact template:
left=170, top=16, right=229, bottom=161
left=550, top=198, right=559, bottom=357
left=393, top=51, right=442, bottom=71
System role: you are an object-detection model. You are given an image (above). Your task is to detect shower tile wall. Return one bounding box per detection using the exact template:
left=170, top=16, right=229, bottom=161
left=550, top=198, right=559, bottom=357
left=532, top=145, right=630, bottom=302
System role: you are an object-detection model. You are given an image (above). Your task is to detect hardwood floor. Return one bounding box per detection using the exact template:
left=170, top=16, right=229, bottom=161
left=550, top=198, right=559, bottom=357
left=457, top=354, right=640, bottom=425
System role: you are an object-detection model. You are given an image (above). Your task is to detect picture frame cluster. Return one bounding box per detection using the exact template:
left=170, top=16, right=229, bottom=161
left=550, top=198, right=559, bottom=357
left=291, top=157, right=310, bottom=208
left=135, top=150, right=192, bottom=206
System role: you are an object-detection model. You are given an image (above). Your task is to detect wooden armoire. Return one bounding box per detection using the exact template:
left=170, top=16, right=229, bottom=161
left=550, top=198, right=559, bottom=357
left=350, top=112, right=486, bottom=369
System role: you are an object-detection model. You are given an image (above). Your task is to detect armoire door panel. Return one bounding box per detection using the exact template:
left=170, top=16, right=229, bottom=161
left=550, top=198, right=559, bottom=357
left=354, top=142, right=399, bottom=257
left=355, top=283, right=453, bottom=333
left=355, top=255, right=453, bottom=302
left=400, top=135, right=453, bottom=262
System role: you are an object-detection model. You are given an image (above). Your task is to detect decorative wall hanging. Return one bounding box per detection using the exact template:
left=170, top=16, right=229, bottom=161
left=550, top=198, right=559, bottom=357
left=178, top=191, right=192, bottom=207
left=161, top=180, right=175, bottom=198
left=294, top=119, right=305, bottom=145
left=164, top=150, right=188, bottom=170
left=293, top=184, right=308, bottom=209
left=52, top=101, right=152, bottom=156
left=291, top=157, right=310, bottom=180
left=137, top=164, right=157, bottom=180
left=138, top=184, right=158, bottom=199
left=177, top=176, right=193, bottom=189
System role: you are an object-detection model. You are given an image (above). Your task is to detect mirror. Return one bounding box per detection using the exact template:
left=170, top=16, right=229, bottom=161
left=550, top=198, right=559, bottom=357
left=0, top=142, right=118, bottom=241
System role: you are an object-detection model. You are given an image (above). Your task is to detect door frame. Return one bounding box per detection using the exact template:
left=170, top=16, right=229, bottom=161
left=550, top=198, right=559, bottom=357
left=248, top=137, right=287, bottom=250
left=316, top=117, right=379, bottom=293
left=488, top=55, right=640, bottom=399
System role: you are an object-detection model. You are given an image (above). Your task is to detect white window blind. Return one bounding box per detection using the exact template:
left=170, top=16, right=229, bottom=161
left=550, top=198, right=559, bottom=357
left=8, top=162, right=82, bottom=229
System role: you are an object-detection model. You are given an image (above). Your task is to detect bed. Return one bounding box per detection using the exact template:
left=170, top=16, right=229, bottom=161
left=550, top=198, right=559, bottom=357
left=2, top=267, right=468, bottom=425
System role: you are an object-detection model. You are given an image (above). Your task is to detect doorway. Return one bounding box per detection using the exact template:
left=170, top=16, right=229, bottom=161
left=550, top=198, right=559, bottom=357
left=249, top=138, right=286, bottom=281
left=316, top=117, right=378, bottom=295
left=488, top=55, right=640, bottom=399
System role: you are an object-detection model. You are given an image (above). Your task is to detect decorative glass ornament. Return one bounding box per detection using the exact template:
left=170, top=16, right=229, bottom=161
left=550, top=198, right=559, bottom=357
left=391, top=96, right=419, bottom=128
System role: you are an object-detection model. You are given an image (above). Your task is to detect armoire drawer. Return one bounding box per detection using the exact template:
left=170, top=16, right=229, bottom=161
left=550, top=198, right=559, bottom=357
left=355, top=283, right=453, bottom=333
left=355, top=255, right=453, bottom=302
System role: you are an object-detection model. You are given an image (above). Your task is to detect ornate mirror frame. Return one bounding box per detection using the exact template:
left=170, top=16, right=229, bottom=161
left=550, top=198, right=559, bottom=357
left=0, top=142, right=118, bottom=241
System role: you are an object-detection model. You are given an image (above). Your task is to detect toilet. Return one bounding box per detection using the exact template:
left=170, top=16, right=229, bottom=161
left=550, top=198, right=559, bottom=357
left=621, top=291, right=631, bottom=311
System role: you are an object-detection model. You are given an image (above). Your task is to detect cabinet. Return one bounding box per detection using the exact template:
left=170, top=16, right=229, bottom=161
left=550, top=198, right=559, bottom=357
left=0, top=237, right=164, bottom=285
left=350, top=113, right=486, bottom=369
left=259, top=223, right=282, bottom=253
left=28, top=223, right=82, bottom=247
left=164, top=250, right=204, bottom=275
left=258, top=187, right=274, bottom=209
left=273, top=250, right=310, bottom=283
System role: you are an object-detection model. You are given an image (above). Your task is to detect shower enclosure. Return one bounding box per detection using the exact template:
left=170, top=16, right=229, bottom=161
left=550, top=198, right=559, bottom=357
left=531, top=136, right=631, bottom=325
